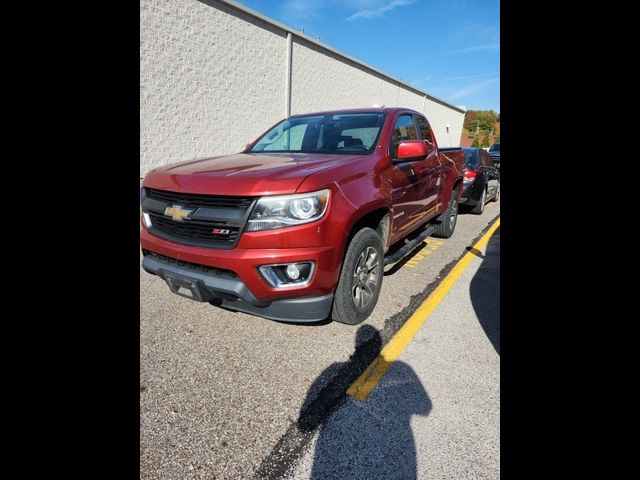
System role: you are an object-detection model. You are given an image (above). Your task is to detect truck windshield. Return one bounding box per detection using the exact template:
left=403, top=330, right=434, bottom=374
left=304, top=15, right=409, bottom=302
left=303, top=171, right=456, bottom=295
left=488, top=143, right=500, bottom=153
left=250, top=113, right=386, bottom=155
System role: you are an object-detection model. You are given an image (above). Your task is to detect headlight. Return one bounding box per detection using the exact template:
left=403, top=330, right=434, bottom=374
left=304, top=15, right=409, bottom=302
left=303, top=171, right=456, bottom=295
left=247, top=189, right=330, bottom=232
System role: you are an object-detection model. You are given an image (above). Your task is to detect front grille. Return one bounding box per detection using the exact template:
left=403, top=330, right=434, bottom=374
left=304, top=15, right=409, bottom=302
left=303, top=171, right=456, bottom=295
left=142, top=188, right=256, bottom=249
left=145, top=187, right=253, bottom=209
left=148, top=212, right=240, bottom=248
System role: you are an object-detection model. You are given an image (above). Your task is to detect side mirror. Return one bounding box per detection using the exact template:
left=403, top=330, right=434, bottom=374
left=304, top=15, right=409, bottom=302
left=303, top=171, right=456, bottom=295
left=395, top=140, right=428, bottom=162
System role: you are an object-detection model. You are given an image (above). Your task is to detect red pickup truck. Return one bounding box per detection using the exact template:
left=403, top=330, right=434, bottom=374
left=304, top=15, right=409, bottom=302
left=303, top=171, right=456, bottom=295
left=141, top=108, right=465, bottom=325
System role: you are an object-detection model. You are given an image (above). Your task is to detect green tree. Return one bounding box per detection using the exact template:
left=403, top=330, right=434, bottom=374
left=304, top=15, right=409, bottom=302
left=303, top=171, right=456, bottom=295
left=463, top=110, right=500, bottom=137
left=472, top=136, right=480, bottom=148
left=481, top=135, right=490, bottom=148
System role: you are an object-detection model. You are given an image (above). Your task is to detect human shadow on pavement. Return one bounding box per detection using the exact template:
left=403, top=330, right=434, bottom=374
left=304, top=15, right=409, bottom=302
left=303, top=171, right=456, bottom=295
left=299, top=325, right=432, bottom=479
left=469, top=226, right=500, bottom=354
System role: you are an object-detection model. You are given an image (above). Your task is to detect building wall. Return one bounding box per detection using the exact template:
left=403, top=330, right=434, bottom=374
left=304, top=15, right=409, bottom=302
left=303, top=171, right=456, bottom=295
left=290, top=38, right=404, bottom=114
left=423, top=97, right=465, bottom=149
left=140, top=0, right=465, bottom=177
left=140, top=0, right=287, bottom=176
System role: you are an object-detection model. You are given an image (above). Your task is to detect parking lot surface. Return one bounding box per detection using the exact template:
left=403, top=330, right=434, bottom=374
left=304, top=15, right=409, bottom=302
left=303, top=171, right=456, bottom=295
left=285, top=224, right=500, bottom=479
left=140, top=199, right=500, bottom=479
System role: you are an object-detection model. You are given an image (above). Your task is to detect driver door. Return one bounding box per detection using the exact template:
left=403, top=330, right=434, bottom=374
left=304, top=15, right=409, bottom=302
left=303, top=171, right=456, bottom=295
left=389, top=114, right=431, bottom=241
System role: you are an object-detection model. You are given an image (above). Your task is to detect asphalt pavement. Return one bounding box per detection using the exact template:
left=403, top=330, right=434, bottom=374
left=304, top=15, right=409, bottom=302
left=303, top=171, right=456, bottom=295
left=140, top=198, right=500, bottom=479
left=285, top=224, right=500, bottom=479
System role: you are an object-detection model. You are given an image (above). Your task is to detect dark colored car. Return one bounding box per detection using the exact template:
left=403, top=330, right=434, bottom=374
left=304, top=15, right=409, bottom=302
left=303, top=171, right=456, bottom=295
left=460, top=147, right=500, bottom=214
left=488, top=142, right=500, bottom=170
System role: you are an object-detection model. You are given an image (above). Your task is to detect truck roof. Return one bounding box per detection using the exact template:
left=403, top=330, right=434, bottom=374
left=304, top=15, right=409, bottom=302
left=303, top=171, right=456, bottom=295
left=289, top=107, right=419, bottom=117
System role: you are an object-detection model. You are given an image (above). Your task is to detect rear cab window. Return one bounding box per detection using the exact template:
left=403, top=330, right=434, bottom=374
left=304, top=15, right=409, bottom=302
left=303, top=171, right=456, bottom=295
left=414, top=115, right=434, bottom=148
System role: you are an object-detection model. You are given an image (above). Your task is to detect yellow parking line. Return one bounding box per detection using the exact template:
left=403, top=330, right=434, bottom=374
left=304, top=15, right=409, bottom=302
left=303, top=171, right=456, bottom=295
left=347, top=217, right=501, bottom=401
left=400, top=245, right=435, bottom=270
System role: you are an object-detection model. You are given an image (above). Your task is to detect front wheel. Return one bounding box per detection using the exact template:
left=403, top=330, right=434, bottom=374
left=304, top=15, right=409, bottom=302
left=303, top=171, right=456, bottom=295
left=332, top=228, right=384, bottom=325
left=433, top=189, right=459, bottom=238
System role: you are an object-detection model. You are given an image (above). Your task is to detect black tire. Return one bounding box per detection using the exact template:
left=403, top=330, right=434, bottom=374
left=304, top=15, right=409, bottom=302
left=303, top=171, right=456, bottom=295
left=433, top=189, right=459, bottom=238
left=491, top=183, right=500, bottom=202
left=470, top=187, right=486, bottom=215
left=332, top=228, right=384, bottom=325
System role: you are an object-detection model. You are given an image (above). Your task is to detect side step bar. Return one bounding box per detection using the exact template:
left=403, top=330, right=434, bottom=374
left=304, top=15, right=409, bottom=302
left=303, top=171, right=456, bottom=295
left=383, top=225, right=435, bottom=266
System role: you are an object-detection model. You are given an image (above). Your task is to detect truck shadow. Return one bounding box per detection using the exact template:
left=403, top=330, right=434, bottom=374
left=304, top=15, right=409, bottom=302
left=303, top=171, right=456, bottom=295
left=469, top=227, right=500, bottom=354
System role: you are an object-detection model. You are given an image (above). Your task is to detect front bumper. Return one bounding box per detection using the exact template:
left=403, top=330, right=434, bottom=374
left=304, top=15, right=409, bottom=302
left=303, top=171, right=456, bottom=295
left=141, top=252, right=334, bottom=323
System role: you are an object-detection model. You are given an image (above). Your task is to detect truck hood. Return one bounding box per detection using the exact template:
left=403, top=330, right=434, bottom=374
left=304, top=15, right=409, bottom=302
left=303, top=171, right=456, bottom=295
left=143, top=152, right=360, bottom=196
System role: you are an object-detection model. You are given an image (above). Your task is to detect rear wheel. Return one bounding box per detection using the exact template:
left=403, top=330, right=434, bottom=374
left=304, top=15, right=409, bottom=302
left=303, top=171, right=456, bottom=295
left=491, top=184, right=500, bottom=202
left=332, top=228, right=384, bottom=325
left=433, top=190, right=459, bottom=238
left=471, top=187, right=486, bottom=215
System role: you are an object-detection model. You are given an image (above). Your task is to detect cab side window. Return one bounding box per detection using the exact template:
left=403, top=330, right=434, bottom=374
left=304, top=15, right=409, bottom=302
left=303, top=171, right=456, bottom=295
left=414, top=115, right=434, bottom=148
left=392, top=115, right=418, bottom=144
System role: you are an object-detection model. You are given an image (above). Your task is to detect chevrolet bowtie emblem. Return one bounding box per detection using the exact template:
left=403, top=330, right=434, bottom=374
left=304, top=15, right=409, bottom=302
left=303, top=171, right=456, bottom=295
left=164, top=205, right=193, bottom=222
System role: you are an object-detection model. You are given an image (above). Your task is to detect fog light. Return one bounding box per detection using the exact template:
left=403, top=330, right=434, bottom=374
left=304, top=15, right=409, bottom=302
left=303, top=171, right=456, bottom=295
left=286, top=263, right=300, bottom=280
left=259, top=262, right=314, bottom=288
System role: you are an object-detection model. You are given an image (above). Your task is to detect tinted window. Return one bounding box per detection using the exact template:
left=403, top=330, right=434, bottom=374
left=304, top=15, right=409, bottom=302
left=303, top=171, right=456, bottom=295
left=482, top=151, right=494, bottom=167
left=488, top=143, right=500, bottom=153
left=463, top=148, right=479, bottom=167
left=414, top=115, right=434, bottom=147
left=392, top=115, right=418, bottom=143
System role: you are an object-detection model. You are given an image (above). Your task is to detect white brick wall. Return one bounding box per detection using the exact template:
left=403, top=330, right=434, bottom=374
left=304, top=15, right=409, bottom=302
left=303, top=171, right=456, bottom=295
left=291, top=37, right=463, bottom=147
left=140, top=0, right=465, bottom=176
left=140, top=0, right=287, bottom=177
left=290, top=38, right=401, bottom=113
left=423, top=96, right=464, bottom=148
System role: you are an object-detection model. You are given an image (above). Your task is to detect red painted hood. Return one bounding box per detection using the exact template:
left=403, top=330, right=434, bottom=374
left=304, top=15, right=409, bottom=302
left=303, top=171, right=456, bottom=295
left=143, top=152, right=361, bottom=196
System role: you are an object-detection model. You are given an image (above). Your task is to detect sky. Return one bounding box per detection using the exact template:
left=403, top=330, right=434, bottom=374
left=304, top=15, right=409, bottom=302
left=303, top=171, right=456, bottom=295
left=234, top=0, right=500, bottom=113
